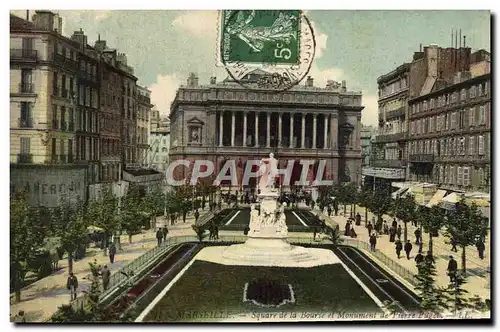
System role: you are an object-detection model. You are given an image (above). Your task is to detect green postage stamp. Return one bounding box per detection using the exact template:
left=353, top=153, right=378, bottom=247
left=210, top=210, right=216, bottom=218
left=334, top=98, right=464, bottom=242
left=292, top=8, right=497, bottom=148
left=221, top=10, right=301, bottom=65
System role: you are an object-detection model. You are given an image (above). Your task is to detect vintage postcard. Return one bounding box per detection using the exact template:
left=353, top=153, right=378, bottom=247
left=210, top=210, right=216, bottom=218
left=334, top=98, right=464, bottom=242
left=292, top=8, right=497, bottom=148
left=8, top=8, right=491, bottom=324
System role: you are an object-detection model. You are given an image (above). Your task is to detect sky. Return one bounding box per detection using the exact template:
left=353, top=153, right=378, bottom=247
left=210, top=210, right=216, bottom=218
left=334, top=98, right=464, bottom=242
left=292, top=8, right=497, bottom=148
left=10, top=10, right=490, bottom=127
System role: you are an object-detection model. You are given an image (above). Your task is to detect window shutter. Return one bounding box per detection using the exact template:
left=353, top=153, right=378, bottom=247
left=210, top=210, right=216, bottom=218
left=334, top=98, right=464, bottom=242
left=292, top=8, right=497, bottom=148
left=478, top=135, right=485, bottom=155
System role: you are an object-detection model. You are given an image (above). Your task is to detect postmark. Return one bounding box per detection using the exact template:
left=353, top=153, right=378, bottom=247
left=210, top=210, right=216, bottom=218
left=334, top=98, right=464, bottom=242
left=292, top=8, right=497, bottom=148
left=218, top=10, right=316, bottom=91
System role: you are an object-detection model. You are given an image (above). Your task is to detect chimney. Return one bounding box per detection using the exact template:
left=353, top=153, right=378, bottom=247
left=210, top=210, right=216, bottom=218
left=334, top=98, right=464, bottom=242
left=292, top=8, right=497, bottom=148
left=341, top=80, right=346, bottom=92
left=94, top=35, right=107, bottom=52
left=71, top=29, right=88, bottom=50
left=26, top=10, right=29, bottom=21
left=32, top=10, right=57, bottom=32
left=306, top=76, right=313, bottom=87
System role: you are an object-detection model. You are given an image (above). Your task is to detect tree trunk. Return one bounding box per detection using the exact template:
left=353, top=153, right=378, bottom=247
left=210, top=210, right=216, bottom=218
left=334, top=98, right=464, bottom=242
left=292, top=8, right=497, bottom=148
left=343, top=204, right=346, bottom=216
left=14, top=270, right=21, bottom=303
left=461, top=246, right=467, bottom=273
left=129, top=234, right=133, bottom=243
left=365, top=208, right=368, bottom=226
left=428, top=232, right=433, bottom=256
left=403, top=221, right=408, bottom=243
left=68, top=252, right=74, bottom=275
left=353, top=204, right=356, bottom=216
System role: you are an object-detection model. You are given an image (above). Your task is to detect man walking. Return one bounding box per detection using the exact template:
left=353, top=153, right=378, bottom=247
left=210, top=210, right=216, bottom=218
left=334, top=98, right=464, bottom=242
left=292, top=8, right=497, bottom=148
left=476, top=239, right=485, bottom=260
left=396, top=225, right=402, bottom=241
left=414, top=252, right=424, bottom=269
left=67, top=272, right=79, bottom=300
left=109, top=242, right=117, bottom=264
left=162, top=227, right=168, bottom=243
left=404, top=240, right=413, bottom=260
left=447, top=256, right=458, bottom=283
left=102, top=265, right=111, bottom=291
left=194, top=210, right=200, bottom=223
left=414, top=228, right=421, bottom=245
left=367, top=222, right=373, bottom=236
left=395, top=239, right=403, bottom=259
left=355, top=213, right=361, bottom=226
left=156, top=228, right=163, bottom=246
left=450, top=237, right=458, bottom=252
left=369, top=234, right=377, bottom=252
left=389, top=225, right=396, bottom=242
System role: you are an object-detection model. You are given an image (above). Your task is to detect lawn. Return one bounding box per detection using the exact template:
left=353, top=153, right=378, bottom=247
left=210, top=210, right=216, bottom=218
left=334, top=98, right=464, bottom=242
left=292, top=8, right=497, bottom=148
left=143, top=260, right=382, bottom=322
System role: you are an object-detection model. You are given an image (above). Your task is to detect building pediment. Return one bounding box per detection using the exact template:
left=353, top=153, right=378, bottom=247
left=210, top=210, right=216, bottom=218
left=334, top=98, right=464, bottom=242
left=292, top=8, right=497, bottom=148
left=187, top=117, right=204, bottom=126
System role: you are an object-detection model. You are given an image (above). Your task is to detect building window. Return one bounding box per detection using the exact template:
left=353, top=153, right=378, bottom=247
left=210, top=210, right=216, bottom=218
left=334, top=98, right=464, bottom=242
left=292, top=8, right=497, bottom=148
left=470, top=85, right=476, bottom=98
left=463, top=167, right=470, bottom=187
left=469, top=108, right=475, bottom=127
left=469, top=136, right=475, bottom=155
left=478, top=168, right=484, bottom=187
left=457, top=166, right=463, bottom=186
left=450, top=166, right=455, bottom=185
left=444, top=114, right=449, bottom=130
left=20, top=137, right=30, bottom=154
left=478, top=135, right=485, bottom=155
left=451, top=112, right=457, bottom=129
left=460, top=89, right=466, bottom=101
left=451, top=92, right=457, bottom=103
left=429, top=98, right=434, bottom=109
left=478, top=83, right=483, bottom=96
left=459, top=137, right=465, bottom=155
left=479, top=105, right=485, bottom=125
left=423, top=101, right=428, bottom=111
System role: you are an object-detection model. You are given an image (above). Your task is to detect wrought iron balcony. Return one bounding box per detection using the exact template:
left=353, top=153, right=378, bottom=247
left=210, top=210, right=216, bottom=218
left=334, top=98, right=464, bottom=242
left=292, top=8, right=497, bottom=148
left=409, top=154, right=434, bottom=163
left=373, top=131, right=407, bottom=143
left=53, top=53, right=79, bottom=72
left=18, top=118, right=34, bottom=128
left=17, top=153, right=33, bottom=163
left=371, top=159, right=407, bottom=168
left=10, top=49, right=38, bottom=60
left=19, top=83, right=34, bottom=93
left=386, top=107, right=405, bottom=119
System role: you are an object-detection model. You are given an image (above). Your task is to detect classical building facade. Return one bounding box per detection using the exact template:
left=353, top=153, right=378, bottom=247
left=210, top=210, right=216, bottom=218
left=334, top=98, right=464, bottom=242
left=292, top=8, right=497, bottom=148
left=137, top=85, right=153, bottom=166
left=407, top=58, right=491, bottom=193
left=169, top=72, right=364, bottom=190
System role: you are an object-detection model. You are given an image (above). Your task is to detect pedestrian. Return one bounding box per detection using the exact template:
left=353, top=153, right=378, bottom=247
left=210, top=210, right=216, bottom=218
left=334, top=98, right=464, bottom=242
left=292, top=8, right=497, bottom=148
left=355, top=213, right=361, bottom=226
left=392, top=218, right=397, bottom=229
left=404, top=240, right=413, bottom=260
left=243, top=225, right=250, bottom=236
left=102, top=264, right=111, bottom=291
left=414, top=252, right=424, bottom=268
left=13, top=311, right=27, bottom=323
left=208, top=223, right=214, bottom=240
left=389, top=226, right=396, bottom=242
left=424, top=251, right=435, bottom=265
left=369, top=234, right=377, bottom=251
left=450, top=237, right=458, bottom=252
left=396, top=225, right=402, bottom=240
left=313, top=228, right=317, bottom=240
left=476, top=239, right=485, bottom=260
left=67, top=272, right=79, bottom=300
left=194, top=210, right=200, bottom=222
left=109, top=242, right=116, bottom=264
left=395, top=240, right=403, bottom=259
left=344, top=221, right=351, bottom=236
left=163, top=227, right=168, bottom=243
left=383, top=221, right=389, bottom=235
left=327, top=206, right=332, bottom=217
left=414, top=228, right=421, bottom=245
left=350, top=228, right=357, bottom=238
left=214, top=225, right=219, bottom=240
left=156, top=228, right=163, bottom=246
left=447, top=256, right=458, bottom=283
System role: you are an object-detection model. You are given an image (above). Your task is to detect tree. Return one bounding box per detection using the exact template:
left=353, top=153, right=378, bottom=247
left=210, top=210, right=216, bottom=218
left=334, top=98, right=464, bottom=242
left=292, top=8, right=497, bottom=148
left=10, top=191, right=47, bottom=302
left=120, top=184, right=146, bottom=243
left=342, top=182, right=358, bottom=218
left=414, top=261, right=449, bottom=314
left=86, top=187, right=119, bottom=254
left=143, top=186, right=165, bottom=230
left=326, top=226, right=343, bottom=247
left=419, top=205, right=446, bottom=256
left=51, top=196, right=89, bottom=275
left=393, top=193, right=418, bottom=243
left=445, top=201, right=488, bottom=273
left=370, top=189, right=393, bottom=232
left=444, top=272, right=470, bottom=316
left=358, top=187, right=372, bottom=226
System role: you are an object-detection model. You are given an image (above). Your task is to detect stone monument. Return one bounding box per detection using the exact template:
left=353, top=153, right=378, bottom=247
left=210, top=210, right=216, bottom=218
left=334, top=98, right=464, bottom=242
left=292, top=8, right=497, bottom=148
left=195, top=153, right=339, bottom=267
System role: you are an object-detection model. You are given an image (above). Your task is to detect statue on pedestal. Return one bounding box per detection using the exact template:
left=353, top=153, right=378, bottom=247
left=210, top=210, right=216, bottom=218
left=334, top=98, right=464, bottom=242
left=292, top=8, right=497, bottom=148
left=276, top=204, right=288, bottom=236
left=258, top=153, right=279, bottom=194
left=249, top=204, right=260, bottom=233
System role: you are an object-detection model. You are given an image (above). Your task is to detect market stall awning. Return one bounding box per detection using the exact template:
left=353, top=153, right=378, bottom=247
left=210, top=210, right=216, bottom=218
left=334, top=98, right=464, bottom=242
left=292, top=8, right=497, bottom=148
left=427, top=189, right=447, bottom=207
left=392, top=187, right=409, bottom=199
left=441, top=192, right=461, bottom=204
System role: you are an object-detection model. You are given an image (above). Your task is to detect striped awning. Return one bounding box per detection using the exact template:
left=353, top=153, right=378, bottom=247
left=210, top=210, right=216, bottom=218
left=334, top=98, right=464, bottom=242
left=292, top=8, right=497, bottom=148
left=392, top=187, right=409, bottom=199
left=427, top=189, right=447, bottom=207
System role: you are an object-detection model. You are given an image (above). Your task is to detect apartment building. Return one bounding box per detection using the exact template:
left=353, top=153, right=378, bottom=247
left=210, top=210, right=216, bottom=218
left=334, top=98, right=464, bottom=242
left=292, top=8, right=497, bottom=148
left=137, top=85, right=153, bottom=167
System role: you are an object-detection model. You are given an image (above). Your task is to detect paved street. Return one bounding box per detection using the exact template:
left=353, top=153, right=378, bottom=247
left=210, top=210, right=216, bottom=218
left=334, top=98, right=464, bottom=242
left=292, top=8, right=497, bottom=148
left=9, top=215, right=198, bottom=322
left=316, top=205, right=490, bottom=300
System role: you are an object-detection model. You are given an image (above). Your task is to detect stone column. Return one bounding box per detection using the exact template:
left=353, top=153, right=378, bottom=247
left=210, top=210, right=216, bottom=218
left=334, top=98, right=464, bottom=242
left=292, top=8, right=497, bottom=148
left=278, top=113, right=283, bottom=147
left=255, top=112, right=259, bottom=147
left=243, top=111, right=247, bottom=147
left=266, top=112, right=271, bottom=148
left=289, top=113, right=294, bottom=148
left=323, top=114, right=328, bottom=149
left=231, top=111, right=235, bottom=147
left=219, top=111, right=224, bottom=147
left=312, top=114, right=317, bottom=149
left=330, top=114, right=338, bottom=150
left=301, top=114, right=306, bottom=148
left=356, top=115, right=362, bottom=149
